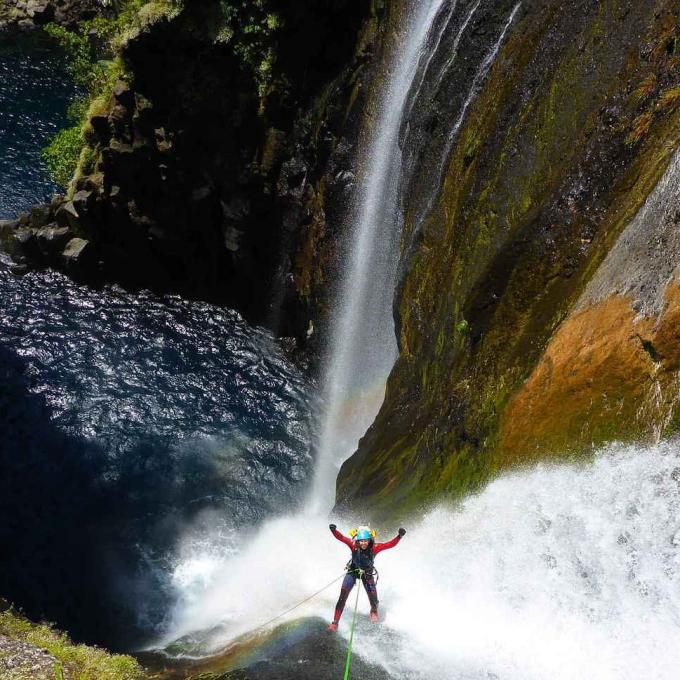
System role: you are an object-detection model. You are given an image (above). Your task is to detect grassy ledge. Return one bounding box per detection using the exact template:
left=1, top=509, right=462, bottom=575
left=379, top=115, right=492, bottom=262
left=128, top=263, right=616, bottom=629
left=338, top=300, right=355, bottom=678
left=0, top=606, right=145, bottom=680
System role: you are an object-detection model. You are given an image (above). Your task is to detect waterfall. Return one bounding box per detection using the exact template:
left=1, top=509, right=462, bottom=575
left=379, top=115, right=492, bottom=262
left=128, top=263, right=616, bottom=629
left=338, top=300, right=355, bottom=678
left=307, top=0, right=450, bottom=513
left=160, top=0, right=532, bottom=654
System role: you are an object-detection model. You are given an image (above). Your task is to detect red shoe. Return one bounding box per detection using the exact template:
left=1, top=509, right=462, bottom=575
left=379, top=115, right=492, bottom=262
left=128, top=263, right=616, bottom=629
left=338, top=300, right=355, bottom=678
left=370, top=611, right=379, bottom=623
left=327, top=622, right=338, bottom=632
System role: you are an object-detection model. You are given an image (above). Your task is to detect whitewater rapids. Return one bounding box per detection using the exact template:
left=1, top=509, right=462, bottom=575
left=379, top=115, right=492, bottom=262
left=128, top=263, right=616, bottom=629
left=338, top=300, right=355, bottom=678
left=162, top=441, right=680, bottom=679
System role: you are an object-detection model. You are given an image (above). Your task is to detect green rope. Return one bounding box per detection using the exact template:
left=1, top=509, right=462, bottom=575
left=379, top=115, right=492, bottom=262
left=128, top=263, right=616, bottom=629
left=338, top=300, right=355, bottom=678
left=342, top=569, right=363, bottom=680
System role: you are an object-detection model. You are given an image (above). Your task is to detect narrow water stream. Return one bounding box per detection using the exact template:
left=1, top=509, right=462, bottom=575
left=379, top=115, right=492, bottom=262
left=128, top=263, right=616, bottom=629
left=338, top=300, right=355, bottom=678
left=308, top=0, right=451, bottom=512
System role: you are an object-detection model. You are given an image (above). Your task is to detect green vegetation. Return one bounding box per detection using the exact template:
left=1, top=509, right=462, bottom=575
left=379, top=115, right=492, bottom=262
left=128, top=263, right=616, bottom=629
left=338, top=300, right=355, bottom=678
left=0, top=607, right=144, bottom=680
left=40, top=0, right=282, bottom=188
left=41, top=1, right=181, bottom=188
left=43, top=124, right=83, bottom=188
left=455, top=319, right=470, bottom=335
left=217, top=0, right=282, bottom=97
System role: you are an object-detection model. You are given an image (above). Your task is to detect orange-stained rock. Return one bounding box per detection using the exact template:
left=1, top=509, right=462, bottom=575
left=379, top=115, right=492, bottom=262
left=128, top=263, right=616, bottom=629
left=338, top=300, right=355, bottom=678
left=654, top=276, right=680, bottom=372
left=496, top=275, right=680, bottom=466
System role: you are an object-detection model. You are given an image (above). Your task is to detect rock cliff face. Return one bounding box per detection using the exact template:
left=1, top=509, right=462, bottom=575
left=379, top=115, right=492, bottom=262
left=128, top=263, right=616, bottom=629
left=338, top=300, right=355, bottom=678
left=4, top=0, right=384, bottom=345
left=337, top=0, right=680, bottom=518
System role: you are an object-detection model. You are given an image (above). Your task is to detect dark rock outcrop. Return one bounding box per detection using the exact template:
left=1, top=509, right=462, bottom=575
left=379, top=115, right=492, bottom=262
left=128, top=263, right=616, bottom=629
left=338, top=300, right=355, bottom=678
left=0, top=0, right=108, bottom=32
left=6, top=0, right=383, bottom=350
left=145, top=618, right=391, bottom=680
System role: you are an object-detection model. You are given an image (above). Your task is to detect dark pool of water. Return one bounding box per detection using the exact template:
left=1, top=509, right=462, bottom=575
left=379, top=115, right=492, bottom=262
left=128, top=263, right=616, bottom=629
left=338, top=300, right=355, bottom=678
left=0, top=259, right=315, bottom=649
left=0, top=37, right=75, bottom=218
left=0, top=32, right=316, bottom=652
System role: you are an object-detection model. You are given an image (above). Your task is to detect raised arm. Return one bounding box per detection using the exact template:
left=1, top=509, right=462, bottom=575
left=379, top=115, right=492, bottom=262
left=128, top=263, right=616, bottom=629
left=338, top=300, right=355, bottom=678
left=329, top=524, right=354, bottom=549
left=373, top=527, right=406, bottom=554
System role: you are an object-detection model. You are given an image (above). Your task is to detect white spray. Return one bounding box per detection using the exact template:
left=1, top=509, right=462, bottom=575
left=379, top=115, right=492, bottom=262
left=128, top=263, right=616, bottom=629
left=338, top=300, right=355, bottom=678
left=164, top=443, right=680, bottom=680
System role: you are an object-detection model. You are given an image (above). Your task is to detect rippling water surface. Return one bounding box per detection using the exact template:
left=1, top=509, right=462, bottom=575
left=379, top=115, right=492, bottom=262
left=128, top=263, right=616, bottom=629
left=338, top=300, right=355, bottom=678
left=0, top=38, right=74, bottom=218
left=0, top=258, right=315, bottom=648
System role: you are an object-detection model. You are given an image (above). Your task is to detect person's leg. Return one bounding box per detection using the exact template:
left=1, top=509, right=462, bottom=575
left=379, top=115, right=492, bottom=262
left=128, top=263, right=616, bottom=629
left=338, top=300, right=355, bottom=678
left=361, top=573, right=379, bottom=616
left=332, top=573, right=356, bottom=623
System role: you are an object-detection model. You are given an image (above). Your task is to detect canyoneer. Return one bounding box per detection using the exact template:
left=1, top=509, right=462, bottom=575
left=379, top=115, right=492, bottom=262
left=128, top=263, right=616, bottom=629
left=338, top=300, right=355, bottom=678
left=327, top=523, right=406, bottom=631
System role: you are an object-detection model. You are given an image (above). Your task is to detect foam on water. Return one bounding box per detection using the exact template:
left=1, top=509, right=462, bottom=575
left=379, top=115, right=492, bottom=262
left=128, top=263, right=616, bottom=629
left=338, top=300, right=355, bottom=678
left=359, top=442, right=680, bottom=679
left=164, top=442, right=680, bottom=678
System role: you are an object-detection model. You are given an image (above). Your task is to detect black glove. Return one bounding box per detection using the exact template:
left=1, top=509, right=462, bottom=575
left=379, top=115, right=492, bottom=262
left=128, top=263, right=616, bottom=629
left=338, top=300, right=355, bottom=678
left=398, top=528, right=406, bottom=537
left=329, top=523, right=337, bottom=531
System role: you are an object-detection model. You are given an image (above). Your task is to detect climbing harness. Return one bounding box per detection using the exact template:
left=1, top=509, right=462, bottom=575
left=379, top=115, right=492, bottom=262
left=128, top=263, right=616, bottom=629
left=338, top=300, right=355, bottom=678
left=246, top=572, right=347, bottom=637
left=342, top=568, right=363, bottom=680
left=345, top=561, right=379, bottom=583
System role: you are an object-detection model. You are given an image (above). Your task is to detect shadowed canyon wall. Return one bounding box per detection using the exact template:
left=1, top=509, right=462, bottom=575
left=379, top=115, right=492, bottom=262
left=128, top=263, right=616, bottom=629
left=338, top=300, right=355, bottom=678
left=2, top=0, right=388, bottom=345
left=338, top=0, right=680, bottom=518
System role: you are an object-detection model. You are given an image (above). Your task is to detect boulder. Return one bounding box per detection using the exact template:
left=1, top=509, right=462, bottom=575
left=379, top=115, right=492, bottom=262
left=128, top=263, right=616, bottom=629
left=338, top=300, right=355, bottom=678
left=62, top=237, right=95, bottom=275
left=0, top=219, right=19, bottom=239
left=109, top=102, right=132, bottom=140
left=72, top=189, right=94, bottom=217
left=36, top=224, right=72, bottom=256
left=0, top=220, right=18, bottom=254
left=101, top=142, right=136, bottom=178
left=90, top=114, right=112, bottom=145
left=112, top=81, right=135, bottom=110
left=9, top=263, right=30, bottom=276
left=25, top=0, right=54, bottom=24
left=55, top=201, right=80, bottom=230
left=49, top=193, right=65, bottom=214
left=29, top=203, right=51, bottom=228
left=13, top=227, right=39, bottom=259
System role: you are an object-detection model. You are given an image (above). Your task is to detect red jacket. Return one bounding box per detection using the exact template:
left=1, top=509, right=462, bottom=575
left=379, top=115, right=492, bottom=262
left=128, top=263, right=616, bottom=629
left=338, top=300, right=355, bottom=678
left=331, top=528, right=401, bottom=555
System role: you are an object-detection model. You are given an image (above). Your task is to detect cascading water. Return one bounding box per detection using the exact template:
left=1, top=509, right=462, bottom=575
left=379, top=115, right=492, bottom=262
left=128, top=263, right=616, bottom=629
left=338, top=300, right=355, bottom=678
left=307, top=0, right=450, bottom=513
left=352, top=442, right=680, bottom=680
left=163, top=443, right=680, bottom=679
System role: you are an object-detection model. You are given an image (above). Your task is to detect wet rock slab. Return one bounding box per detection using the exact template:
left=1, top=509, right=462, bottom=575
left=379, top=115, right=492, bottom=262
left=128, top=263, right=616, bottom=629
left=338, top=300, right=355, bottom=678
left=148, top=618, right=392, bottom=680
